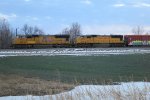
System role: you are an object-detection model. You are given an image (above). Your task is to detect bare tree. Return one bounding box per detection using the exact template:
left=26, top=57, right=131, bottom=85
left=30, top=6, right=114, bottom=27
left=33, top=26, right=44, bottom=35
left=69, top=23, right=81, bottom=44
left=61, top=28, right=70, bottom=35
left=132, top=26, right=144, bottom=35
left=22, top=24, right=44, bottom=36
left=0, top=19, right=13, bottom=49
left=145, top=31, right=150, bottom=35
left=22, top=24, right=29, bottom=35
left=61, top=22, right=81, bottom=44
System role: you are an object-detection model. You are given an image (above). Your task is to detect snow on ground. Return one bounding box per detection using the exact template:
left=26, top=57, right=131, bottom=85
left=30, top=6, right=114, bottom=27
left=0, top=48, right=150, bottom=57
left=1, top=82, right=150, bottom=100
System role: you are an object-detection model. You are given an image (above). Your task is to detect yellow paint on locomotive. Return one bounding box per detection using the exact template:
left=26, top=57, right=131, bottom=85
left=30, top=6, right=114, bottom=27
left=41, top=36, right=69, bottom=44
left=13, top=37, right=27, bottom=44
left=13, top=35, right=124, bottom=47
left=76, top=37, right=94, bottom=44
left=76, top=36, right=123, bottom=44
left=94, top=36, right=110, bottom=43
left=13, top=35, right=69, bottom=45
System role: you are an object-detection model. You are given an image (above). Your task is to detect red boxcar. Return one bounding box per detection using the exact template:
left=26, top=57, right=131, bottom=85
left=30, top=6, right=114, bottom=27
left=124, top=35, right=150, bottom=46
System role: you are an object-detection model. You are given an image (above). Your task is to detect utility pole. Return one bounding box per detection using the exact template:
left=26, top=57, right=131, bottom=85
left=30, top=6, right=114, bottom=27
left=16, top=28, right=17, bottom=37
left=16, top=28, right=19, bottom=37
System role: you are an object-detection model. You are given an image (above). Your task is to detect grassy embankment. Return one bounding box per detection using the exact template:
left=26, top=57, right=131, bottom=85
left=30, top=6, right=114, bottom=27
left=0, top=75, right=74, bottom=96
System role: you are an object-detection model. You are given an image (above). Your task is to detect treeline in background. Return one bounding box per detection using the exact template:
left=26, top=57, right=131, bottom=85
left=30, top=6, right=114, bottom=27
left=0, top=19, right=82, bottom=49
left=0, top=18, right=148, bottom=49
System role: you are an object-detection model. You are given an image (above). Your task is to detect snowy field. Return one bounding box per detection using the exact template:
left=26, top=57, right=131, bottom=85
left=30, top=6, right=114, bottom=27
left=0, top=48, right=150, bottom=57
left=1, top=82, right=150, bottom=100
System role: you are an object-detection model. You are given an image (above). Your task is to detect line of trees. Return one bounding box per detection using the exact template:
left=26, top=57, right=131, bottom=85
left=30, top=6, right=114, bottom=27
left=0, top=20, right=45, bottom=49
left=132, top=25, right=150, bottom=35
left=61, top=22, right=81, bottom=44
left=0, top=19, right=13, bottom=49
left=132, top=26, right=144, bottom=35
left=21, top=24, right=44, bottom=36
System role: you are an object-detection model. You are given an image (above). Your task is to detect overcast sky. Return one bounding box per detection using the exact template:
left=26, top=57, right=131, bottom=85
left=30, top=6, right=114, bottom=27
left=0, top=0, right=150, bottom=35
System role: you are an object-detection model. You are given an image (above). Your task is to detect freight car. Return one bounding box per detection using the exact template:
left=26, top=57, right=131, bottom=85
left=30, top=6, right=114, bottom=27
left=124, top=35, right=150, bottom=46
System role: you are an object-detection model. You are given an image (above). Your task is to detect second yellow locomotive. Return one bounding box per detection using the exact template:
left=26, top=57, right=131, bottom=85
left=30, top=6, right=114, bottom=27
left=76, top=35, right=124, bottom=47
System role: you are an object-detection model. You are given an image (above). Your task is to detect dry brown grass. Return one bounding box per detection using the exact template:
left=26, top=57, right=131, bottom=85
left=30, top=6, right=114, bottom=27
left=0, top=74, right=74, bottom=96
left=0, top=75, right=150, bottom=100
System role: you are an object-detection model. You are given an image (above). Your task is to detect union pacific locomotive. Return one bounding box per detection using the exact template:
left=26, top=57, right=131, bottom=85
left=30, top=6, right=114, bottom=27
left=12, top=34, right=150, bottom=48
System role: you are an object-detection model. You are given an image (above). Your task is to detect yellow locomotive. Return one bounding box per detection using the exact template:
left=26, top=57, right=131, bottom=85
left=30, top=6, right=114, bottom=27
left=13, top=35, right=70, bottom=48
left=76, top=35, right=124, bottom=47
left=12, top=35, right=124, bottom=48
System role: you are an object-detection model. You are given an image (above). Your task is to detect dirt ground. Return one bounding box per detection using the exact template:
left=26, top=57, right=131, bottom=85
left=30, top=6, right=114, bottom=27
left=0, top=74, right=74, bottom=96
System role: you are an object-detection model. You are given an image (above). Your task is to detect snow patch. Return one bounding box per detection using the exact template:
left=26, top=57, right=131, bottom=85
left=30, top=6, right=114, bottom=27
left=0, top=48, right=150, bottom=57
left=1, top=82, right=150, bottom=100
